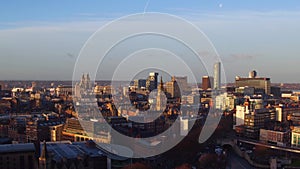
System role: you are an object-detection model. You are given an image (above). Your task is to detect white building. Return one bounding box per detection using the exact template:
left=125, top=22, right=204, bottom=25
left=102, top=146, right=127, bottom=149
left=234, top=105, right=249, bottom=129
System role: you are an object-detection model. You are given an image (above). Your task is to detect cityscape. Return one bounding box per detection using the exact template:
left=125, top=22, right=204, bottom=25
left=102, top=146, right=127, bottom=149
left=1, top=62, right=300, bottom=168
left=1, top=1, right=300, bottom=169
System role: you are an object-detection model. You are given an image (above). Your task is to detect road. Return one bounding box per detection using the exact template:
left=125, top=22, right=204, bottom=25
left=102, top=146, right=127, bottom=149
left=227, top=150, right=254, bottom=169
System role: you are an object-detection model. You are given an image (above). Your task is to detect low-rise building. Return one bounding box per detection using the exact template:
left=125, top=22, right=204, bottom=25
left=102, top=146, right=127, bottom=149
left=260, top=129, right=290, bottom=146
left=62, top=118, right=111, bottom=143
left=39, top=141, right=108, bottom=169
left=291, top=127, right=300, bottom=147
left=0, top=143, right=37, bottom=169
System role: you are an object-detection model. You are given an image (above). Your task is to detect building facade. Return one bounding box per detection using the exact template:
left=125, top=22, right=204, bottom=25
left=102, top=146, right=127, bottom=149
left=235, top=71, right=271, bottom=95
left=146, top=72, right=158, bottom=91
left=202, top=76, right=213, bottom=90
left=213, top=62, right=221, bottom=89
left=0, top=143, right=37, bottom=169
left=260, top=129, right=290, bottom=146
left=292, top=127, right=300, bottom=147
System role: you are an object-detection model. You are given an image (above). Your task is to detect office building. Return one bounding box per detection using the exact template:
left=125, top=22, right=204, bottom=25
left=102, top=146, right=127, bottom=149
left=165, top=76, right=180, bottom=98
left=244, top=108, right=276, bottom=139
left=62, top=118, right=111, bottom=143
left=174, top=76, right=189, bottom=92
left=260, top=129, right=290, bottom=146
left=56, top=85, right=73, bottom=96
left=235, top=70, right=271, bottom=95
left=213, top=62, right=221, bottom=89
left=275, top=107, right=300, bottom=124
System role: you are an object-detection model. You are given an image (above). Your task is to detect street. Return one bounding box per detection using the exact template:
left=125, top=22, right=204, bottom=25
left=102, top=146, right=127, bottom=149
left=227, top=150, right=254, bottom=169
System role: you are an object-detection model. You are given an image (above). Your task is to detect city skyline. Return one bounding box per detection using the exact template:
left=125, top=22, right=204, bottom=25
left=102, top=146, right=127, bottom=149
left=1, top=1, right=300, bottom=82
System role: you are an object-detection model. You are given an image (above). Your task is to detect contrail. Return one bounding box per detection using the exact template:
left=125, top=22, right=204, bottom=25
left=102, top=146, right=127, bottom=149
left=143, top=0, right=151, bottom=14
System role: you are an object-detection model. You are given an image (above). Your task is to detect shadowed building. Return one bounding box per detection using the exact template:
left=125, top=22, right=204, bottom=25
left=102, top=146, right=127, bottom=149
left=0, top=143, right=37, bottom=169
left=174, top=76, right=189, bottom=93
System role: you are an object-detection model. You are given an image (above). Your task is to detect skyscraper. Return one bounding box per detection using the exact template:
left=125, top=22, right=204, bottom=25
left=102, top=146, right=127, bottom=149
left=213, top=62, right=221, bottom=89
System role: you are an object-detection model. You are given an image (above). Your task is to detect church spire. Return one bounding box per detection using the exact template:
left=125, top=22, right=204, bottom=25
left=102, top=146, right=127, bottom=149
left=159, top=76, right=164, bottom=90
left=40, top=140, right=48, bottom=160
left=39, top=140, right=48, bottom=169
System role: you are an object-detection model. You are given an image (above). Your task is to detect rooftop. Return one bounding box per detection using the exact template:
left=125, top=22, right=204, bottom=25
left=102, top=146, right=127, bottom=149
left=0, top=143, right=35, bottom=153
left=42, top=141, right=105, bottom=162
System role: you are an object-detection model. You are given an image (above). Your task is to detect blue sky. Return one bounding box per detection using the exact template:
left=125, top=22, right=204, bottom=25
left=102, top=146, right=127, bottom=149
left=1, top=1, right=300, bottom=83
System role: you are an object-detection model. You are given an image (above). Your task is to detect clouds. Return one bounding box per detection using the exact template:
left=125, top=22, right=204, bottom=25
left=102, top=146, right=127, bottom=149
left=222, top=53, right=256, bottom=63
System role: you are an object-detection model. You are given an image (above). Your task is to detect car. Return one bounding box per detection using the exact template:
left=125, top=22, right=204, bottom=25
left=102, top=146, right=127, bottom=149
left=246, top=150, right=253, bottom=154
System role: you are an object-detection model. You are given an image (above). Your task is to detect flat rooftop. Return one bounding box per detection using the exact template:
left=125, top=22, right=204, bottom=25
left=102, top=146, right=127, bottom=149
left=0, top=143, right=35, bottom=153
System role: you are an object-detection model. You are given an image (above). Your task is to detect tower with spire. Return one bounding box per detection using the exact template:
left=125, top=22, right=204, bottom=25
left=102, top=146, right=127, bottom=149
left=156, top=76, right=165, bottom=111
left=79, top=73, right=92, bottom=90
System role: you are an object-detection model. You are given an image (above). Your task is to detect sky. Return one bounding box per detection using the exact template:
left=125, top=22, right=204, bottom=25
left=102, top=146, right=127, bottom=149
left=0, top=0, right=300, bottom=83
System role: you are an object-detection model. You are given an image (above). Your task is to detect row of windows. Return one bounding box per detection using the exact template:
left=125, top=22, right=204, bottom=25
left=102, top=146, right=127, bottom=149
left=0, top=155, right=33, bottom=169
left=292, top=134, right=300, bottom=145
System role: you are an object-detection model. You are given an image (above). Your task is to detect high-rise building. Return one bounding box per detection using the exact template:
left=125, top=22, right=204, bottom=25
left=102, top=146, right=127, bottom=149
left=146, top=72, right=158, bottom=91
left=213, top=62, right=221, bottom=89
left=174, top=76, right=189, bottom=93
left=202, top=76, right=213, bottom=90
left=165, top=76, right=180, bottom=98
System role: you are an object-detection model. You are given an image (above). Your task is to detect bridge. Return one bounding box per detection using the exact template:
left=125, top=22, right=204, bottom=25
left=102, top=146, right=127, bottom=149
left=238, top=138, right=300, bottom=154
left=218, top=138, right=270, bottom=169
left=219, top=136, right=300, bottom=154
